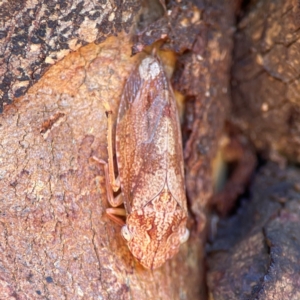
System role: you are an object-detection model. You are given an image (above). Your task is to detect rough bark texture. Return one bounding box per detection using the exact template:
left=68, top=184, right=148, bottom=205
left=0, top=0, right=140, bottom=112
left=176, top=1, right=235, bottom=229
left=0, top=1, right=236, bottom=299
left=206, top=1, right=300, bottom=298
left=207, top=163, right=300, bottom=300
left=231, top=0, right=300, bottom=162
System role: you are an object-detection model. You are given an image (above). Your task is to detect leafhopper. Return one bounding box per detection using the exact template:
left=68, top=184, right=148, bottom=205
left=96, top=54, right=189, bottom=269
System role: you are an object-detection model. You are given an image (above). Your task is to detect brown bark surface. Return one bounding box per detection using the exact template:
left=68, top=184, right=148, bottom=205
left=0, top=0, right=140, bottom=111
left=207, top=163, right=300, bottom=300
left=206, top=1, right=300, bottom=299
left=0, top=1, right=236, bottom=299
left=231, top=0, right=300, bottom=162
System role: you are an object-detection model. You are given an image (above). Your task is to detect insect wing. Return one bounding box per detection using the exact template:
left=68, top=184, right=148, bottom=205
left=116, top=57, right=172, bottom=212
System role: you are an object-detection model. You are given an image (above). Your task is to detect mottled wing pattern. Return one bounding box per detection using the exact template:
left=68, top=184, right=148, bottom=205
left=116, top=56, right=173, bottom=212
left=126, top=187, right=188, bottom=269
left=116, top=55, right=189, bottom=269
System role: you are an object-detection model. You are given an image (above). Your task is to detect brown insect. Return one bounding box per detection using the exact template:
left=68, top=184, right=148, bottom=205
left=96, top=54, right=189, bottom=269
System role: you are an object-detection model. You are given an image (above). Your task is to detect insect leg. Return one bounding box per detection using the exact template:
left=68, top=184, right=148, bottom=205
left=106, top=207, right=126, bottom=226
left=93, top=157, right=126, bottom=225
left=103, top=104, right=120, bottom=193
left=92, top=156, right=123, bottom=207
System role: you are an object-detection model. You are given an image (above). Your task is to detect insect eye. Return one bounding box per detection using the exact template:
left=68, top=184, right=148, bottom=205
left=121, top=225, right=132, bottom=241
left=179, top=228, right=189, bottom=244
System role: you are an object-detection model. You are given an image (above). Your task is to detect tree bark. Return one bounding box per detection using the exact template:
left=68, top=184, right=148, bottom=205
left=207, top=0, right=300, bottom=299
left=207, top=163, right=300, bottom=300
left=231, top=0, right=300, bottom=163
left=0, top=0, right=235, bottom=299
left=0, top=0, right=140, bottom=112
